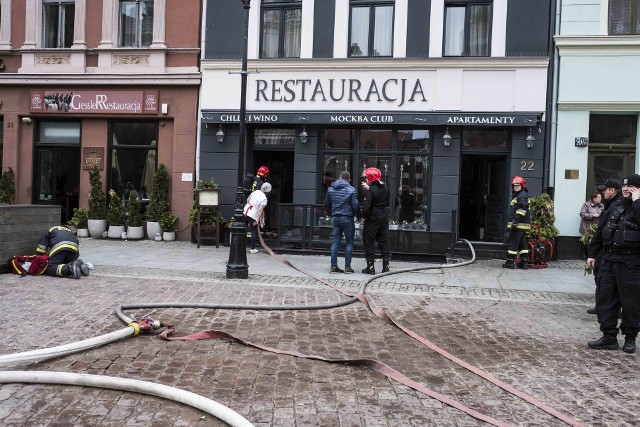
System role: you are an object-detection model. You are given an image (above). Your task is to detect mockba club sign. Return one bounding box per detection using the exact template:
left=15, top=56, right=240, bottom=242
left=30, top=90, right=159, bottom=114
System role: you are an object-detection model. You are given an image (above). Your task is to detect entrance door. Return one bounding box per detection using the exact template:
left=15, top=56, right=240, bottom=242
left=34, top=147, right=80, bottom=223
left=253, top=151, right=294, bottom=232
left=459, top=155, right=508, bottom=242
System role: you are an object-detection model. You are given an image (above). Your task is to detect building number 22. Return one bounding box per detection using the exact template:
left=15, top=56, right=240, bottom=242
left=520, top=161, right=534, bottom=171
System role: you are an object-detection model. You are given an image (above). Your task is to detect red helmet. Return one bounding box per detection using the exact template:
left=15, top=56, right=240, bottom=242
left=363, top=167, right=382, bottom=183
left=511, top=176, right=526, bottom=188
left=257, top=165, right=269, bottom=177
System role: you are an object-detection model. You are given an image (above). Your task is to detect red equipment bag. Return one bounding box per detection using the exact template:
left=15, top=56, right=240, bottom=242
left=9, top=255, right=49, bottom=276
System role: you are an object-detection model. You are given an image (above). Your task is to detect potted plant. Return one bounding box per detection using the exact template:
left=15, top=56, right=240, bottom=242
left=69, top=207, right=89, bottom=238
left=146, top=164, right=169, bottom=239
left=0, top=167, right=16, bottom=204
left=159, top=211, right=178, bottom=241
left=87, top=166, right=108, bottom=238
left=527, top=193, right=560, bottom=261
left=107, top=189, right=126, bottom=238
left=126, top=191, right=144, bottom=240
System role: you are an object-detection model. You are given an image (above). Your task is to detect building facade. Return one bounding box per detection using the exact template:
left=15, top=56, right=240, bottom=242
left=200, top=0, right=553, bottom=255
left=0, top=0, right=201, bottom=240
left=553, top=0, right=640, bottom=255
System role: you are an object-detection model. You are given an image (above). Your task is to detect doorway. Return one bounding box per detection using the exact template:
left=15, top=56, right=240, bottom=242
left=34, top=146, right=80, bottom=224
left=459, top=155, right=508, bottom=242
left=252, top=150, right=294, bottom=232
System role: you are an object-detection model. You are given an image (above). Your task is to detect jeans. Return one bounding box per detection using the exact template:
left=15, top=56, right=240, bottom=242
left=331, top=216, right=355, bottom=268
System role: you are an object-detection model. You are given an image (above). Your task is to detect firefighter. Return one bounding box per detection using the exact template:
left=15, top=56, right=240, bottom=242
left=586, top=174, right=640, bottom=353
left=36, top=225, right=91, bottom=279
left=360, top=167, right=390, bottom=274
left=503, top=176, right=531, bottom=269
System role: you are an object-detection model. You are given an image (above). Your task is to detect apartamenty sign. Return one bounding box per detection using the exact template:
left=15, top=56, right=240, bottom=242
left=30, top=90, right=159, bottom=114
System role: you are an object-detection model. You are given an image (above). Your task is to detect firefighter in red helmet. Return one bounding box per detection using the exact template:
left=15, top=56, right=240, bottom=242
left=503, top=176, right=531, bottom=269
left=360, top=167, right=390, bottom=274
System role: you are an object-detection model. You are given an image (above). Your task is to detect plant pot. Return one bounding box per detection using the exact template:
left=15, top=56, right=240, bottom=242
left=162, top=231, right=176, bottom=241
left=146, top=221, right=163, bottom=240
left=76, top=228, right=89, bottom=238
left=88, top=219, right=107, bottom=238
left=108, top=225, right=126, bottom=239
left=127, top=226, right=144, bottom=240
left=389, top=224, right=399, bottom=230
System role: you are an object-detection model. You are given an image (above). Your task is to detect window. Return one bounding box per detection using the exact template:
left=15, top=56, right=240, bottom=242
left=0, top=117, right=3, bottom=170
left=42, top=1, right=75, bottom=48
left=253, top=128, right=296, bottom=146
left=349, top=1, right=394, bottom=57
left=444, top=1, right=491, bottom=57
left=38, top=121, right=81, bottom=144
left=260, top=0, right=301, bottom=58
left=109, top=122, right=158, bottom=202
left=119, top=0, right=153, bottom=47
left=589, top=115, right=637, bottom=146
left=609, top=0, right=640, bottom=35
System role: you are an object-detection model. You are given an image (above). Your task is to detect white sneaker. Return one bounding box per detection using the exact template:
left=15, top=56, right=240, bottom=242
left=249, top=249, right=258, bottom=254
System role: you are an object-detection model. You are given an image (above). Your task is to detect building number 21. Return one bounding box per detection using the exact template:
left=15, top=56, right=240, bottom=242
left=520, top=161, right=534, bottom=171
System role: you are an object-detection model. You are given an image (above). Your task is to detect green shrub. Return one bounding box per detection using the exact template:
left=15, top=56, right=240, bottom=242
left=88, top=166, right=107, bottom=219
left=147, top=164, right=169, bottom=221
left=126, top=192, right=142, bottom=227
left=159, top=211, right=178, bottom=232
left=107, top=189, right=125, bottom=226
left=69, top=207, right=89, bottom=229
left=0, top=167, right=16, bottom=204
left=528, top=193, right=559, bottom=241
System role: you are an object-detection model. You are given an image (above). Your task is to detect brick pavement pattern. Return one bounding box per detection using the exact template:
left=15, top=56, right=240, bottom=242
left=0, top=258, right=638, bottom=425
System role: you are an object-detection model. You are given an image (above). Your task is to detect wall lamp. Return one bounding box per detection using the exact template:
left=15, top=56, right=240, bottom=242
left=22, top=117, right=33, bottom=124
left=442, top=127, right=452, bottom=148
left=299, top=125, right=308, bottom=144
left=525, top=127, right=535, bottom=149
left=216, top=125, right=225, bottom=144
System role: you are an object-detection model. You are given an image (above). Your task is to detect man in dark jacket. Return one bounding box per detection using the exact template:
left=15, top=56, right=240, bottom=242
left=360, top=167, right=390, bottom=274
left=324, top=171, right=360, bottom=273
left=586, top=175, right=640, bottom=353
left=503, top=176, right=531, bottom=269
left=36, top=225, right=91, bottom=279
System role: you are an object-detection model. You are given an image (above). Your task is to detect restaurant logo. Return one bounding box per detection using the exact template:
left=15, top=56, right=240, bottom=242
left=30, top=90, right=159, bottom=114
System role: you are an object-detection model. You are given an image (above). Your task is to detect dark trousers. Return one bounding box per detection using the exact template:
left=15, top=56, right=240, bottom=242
left=597, top=258, right=640, bottom=338
left=245, top=217, right=259, bottom=250
left=46, top=249, right=78, bottom=277
left=506, top=229, right=528, bottom=257
left=362, top=219, right=390, bottom=261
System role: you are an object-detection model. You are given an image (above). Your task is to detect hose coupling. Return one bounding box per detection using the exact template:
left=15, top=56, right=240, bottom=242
left=134, top=317, right=163, bottom=333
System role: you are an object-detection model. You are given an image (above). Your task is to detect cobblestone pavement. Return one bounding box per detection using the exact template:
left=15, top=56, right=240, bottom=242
left=0, top=244, right=637, bottom=426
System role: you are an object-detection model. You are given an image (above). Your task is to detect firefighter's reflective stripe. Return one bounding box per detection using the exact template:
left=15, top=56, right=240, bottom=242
left=507, top=250, right=519, bottom=255
left=56, top=264, right=65, bottom=277
left=49, top=242, right=79, bottom=257
left=516, top=209, right=527, bottom=216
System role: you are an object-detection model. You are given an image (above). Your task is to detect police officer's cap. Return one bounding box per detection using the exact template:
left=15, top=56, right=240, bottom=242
left=622, top=174, right=640, bottom=188
left=597, top=179, right=621, bottom=191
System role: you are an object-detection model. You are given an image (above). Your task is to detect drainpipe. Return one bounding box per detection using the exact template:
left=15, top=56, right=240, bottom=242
left=544, top=0, right=561, bottom=198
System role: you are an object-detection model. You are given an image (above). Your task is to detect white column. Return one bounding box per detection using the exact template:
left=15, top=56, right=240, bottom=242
left=22, top=0, right=37, bottom=49
left=599, top=0, right=609, bottom=35
left=72, top=0, right=87, bottom=49
left=99, top=0, right=116, bottom=48
left=491, top=0, right=507, bottom=57
left=428, top=0, right=444, bottom=58
left=300, top=0, right=314, bottom=58
left=247, top=0, right=260, bottom=59
left=0, top=0, right=12, bottom=49
left=150, top=0, right=166, bottom=48
left=393, top=0, right=408, bottom=58
left=333, top=0, right=349, bottom=58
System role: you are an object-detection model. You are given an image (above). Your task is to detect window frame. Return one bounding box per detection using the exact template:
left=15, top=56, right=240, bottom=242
left=609, top=0, right=640, bottom=35
left=259, top=0, right=302, bottom=59
left=118, top=0, right=154, bottom=48
left=42, top=0, right=75, bottom=49
left=443, top=0, right=492, bottom=58
left=348, top=0, right=395, bottom=58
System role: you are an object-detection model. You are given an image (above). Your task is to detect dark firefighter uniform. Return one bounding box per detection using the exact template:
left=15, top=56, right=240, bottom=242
left=36, top=225, right=80, bottom=277
left=503, top=178, right=531, bottom=269
left=587, top=174, right=640, bottom=353
left=360, top=168, right=390, bottom=274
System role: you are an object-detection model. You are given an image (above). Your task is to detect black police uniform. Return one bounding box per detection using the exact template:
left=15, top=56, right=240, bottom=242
left=503, top=187, right=531, bottom=269
left=588, top=190, right=640, bottom=352
left=36, top=225, right=80, bottom=277
left=361, top=180, right=390, bottom=273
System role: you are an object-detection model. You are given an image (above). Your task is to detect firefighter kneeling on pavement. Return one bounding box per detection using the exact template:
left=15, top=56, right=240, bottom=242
left=503, top=176, right=531, bottom=269
left=36, top=225, right=91, bottom=279
left=586, top=174, right=640, bottom=354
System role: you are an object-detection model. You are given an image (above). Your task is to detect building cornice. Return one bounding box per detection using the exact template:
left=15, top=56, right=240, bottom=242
left=201, top=57, right=549, bottom=72
left=555, top=35, right=640, bottom=55
left=558, top=101, right=640, bottom=111
left=0, top=73, right=201, bottom=85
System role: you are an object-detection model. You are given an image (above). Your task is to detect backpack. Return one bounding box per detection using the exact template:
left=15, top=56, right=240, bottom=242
left=9, top=255, right=49, bottom=276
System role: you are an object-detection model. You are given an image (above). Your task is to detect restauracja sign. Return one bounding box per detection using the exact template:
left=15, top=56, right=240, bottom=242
left=30, top=90, right=159, bottom=114
left=255, top=78, right=428, bottom=107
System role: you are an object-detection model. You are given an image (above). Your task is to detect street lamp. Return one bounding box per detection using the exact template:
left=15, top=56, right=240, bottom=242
left=226, top=0, right=252, bottom=279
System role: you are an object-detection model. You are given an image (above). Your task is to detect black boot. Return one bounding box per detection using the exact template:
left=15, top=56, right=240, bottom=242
left=362, top=258, right=375, bottom=275
left=382, top=260, right=390, bottom=273
left=502, top=255, right=516, bottom=269
left=516, top=255, right=529, bottom=270
left=586, top=307, right=597, bottom=315
left=588, top=335, right=619, bottom=350
left=623, top=337, right=636, bottom=353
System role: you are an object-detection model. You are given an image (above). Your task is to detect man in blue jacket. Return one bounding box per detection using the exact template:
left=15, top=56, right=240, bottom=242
left=324, top=171, right=360, bottom=273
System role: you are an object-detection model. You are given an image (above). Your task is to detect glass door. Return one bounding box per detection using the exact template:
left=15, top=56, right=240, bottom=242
left=34, top=146, right=80, bottom=223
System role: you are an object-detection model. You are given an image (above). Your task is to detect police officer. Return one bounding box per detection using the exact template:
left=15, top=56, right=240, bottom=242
left=36, top=225, right=91, bottom=279
left=503, top=176, right=531, bottom=269
left=360, top=167, right=390, bottom=274
left=586, top=174, right=640, bottom=353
